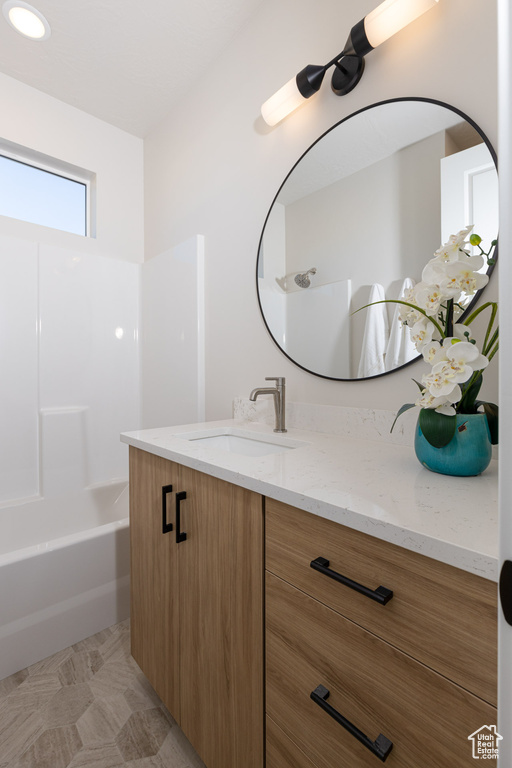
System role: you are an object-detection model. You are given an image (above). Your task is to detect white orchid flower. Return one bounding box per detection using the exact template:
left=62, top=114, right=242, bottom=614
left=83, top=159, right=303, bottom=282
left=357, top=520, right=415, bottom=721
left=431, top=226, right=473, bottom=266
left=414, top=283, right=444, bottom=314
left=444, top=340, right=489, bottom=375
left=389, top=229, right=497, bottom=434
left=422, top=363, right=462, bottom=397
left=453, top=323, right=473, bottom=341
left=448, top=225, right=474, bottom=245
left=422, top=343, right=488, bottom=395
left=415, top=384, right=462, bottom=413
left=410, top=318, right=435, bottom=351
left=435, top=404, right=458, bottom=416
left=441, top=256, right=489, bottom=297
left=421, top=340, right=447, bottom=365
left=398, top=286, right=424, bottom=326
left=439, top=326, right=475, bottom=350
left=421, top=258, right=448, bottom=285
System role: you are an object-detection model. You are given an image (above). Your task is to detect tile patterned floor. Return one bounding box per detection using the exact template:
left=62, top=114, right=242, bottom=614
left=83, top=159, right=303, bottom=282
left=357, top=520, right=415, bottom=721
left=0, top=620, right=206, bottom=768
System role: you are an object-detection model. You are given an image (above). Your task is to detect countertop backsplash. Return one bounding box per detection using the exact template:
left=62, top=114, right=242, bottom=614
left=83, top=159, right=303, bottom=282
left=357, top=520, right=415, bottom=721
left=234, top=398, right=418, bottom=447
left=233, top=398, right=499, bottom=459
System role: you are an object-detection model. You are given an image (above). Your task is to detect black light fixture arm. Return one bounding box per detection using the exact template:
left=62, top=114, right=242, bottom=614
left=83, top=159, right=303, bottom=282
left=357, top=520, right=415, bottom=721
left=343, top=18, right=374, bottom=58
left=295, top=18, right=373, bottom=101
left=296, top=64, right=329, bottom=99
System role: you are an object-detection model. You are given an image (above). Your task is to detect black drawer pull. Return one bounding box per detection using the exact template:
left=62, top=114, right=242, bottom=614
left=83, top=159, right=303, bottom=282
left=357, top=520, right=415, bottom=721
left=176, top=491, right=187, bottom=543
left=310, top=557, right=393, bottom=605
left=162, top=484, right=173, bottom=534
left=311, top=685, right=393, bottom=762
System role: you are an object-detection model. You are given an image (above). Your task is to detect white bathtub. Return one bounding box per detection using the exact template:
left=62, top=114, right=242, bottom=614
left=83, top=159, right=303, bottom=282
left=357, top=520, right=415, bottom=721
left=0, top=481, right=129, bottom=680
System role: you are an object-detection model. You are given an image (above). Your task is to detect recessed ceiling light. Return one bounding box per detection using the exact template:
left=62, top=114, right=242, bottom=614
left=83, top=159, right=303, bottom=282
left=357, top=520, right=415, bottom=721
left=2, top=1, right=51, bottom=40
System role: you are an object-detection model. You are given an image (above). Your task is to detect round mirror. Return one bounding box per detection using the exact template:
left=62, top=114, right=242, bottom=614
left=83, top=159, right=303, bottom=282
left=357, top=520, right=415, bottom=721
left=256, top=98, right=498, bottom=380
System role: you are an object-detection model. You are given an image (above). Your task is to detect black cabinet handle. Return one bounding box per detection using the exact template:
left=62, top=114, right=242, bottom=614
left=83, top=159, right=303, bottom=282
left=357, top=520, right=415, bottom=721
left=176, top=491, right=187, bottom=543
left=500, top=560, right=512, bottom=625
left=162, top=484, right=173, bottom=534
left=311, top=685, right=393, bottom=762
left=310, top=557, right=393, bottom=605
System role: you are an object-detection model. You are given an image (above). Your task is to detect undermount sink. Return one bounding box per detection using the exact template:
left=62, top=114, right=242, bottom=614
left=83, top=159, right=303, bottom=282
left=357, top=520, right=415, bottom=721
left=175, top=427, right=308, bottom=457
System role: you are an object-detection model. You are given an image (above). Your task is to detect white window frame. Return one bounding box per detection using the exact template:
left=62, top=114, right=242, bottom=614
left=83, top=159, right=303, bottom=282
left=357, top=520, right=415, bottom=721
left=0, top=137, right=96, bottom=238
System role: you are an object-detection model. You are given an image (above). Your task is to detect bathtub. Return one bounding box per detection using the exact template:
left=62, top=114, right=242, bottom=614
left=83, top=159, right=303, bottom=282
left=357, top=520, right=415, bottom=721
left=0, top=481, right=129, bottom=680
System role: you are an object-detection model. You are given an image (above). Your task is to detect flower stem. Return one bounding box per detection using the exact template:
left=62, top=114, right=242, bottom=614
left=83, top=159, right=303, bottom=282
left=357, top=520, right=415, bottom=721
left=446, top=299, right=454, bottom=337
left=483, top=303, right=498, bottom=352
left=487, top=341, right=499, bottom=362
left=484, top=326, right=499, bottom=357
left=353, top=300, right=445, bottom=338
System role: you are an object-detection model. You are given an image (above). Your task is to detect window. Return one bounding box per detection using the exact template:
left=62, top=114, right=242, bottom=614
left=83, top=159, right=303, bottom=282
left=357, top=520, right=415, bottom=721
left=0, top=142, right=93, bottom=237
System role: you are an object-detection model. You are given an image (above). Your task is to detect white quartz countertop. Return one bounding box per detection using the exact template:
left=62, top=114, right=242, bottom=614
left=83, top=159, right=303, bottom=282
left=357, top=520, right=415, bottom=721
left=121, top=419, right=498, bottom=581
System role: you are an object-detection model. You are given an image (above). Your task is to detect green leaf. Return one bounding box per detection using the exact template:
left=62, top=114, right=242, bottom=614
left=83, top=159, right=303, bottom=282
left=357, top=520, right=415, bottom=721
left=462, top=301, right=496, bottom=327
left=390, top=403, right=416, bottom=433
left=412, top=379, right=424, bottom=392
left=458, top=373, right=483, bottom=414
left=419, top=408, right=457, bottom=448
left=476, top=401, right=499, bottom=445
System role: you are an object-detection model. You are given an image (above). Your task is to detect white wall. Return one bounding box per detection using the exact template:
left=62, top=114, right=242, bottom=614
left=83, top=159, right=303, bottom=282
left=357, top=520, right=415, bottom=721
left=0, top=72, right=144, bottom=263
left=144, top=0, right=498, bottom=418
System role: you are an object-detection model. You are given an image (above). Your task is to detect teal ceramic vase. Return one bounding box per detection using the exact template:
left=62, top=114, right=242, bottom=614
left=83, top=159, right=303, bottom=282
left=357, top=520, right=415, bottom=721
left=414, top=413, right=492, bottom=477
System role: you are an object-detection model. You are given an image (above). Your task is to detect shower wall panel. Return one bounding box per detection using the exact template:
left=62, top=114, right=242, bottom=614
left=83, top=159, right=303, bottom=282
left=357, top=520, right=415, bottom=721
left=39, top=245, right=140, bottom=488
left=141, top=235, right=205, bottom=429
left=0, top=236, right=39, bottom=503
left=285, top=279, right=351, bottom=379
left=0, top=235, right=140, bottom=506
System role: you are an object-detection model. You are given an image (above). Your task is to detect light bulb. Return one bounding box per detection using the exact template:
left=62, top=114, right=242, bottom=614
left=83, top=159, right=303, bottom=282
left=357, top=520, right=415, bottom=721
left=261, top=76, right=309, bottom=127
left=2, top=1, right=51, bottom=40
left=364, top=0, right=439, bottom=49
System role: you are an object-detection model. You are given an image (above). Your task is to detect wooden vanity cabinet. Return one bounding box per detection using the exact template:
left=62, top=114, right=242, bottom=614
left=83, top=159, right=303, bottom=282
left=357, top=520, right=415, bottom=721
left=129, top=445, right=497, bottom=768
left=129, top=447, right=264, bottom=768
left=265, top=498, right=498, bottom=768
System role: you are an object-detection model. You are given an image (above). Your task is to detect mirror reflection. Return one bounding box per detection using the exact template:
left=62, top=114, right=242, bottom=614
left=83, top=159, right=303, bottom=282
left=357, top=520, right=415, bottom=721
left=257, top=98, right=498, bottom=380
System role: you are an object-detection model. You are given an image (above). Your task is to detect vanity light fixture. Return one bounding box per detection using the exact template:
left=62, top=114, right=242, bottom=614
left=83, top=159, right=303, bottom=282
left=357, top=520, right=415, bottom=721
left=2, top=0, right=51, bottom=40
left=261, top=0, right=439, bottom=126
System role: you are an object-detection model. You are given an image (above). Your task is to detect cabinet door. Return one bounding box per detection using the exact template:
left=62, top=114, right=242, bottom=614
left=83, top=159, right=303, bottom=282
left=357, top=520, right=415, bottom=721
left=129, top=447, right=180, bottom=719
left=177, top=465, right=264, bottom=768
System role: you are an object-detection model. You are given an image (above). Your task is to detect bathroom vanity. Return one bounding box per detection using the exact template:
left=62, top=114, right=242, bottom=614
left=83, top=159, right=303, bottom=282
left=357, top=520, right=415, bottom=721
left=122, top=419, right=498, bottom=768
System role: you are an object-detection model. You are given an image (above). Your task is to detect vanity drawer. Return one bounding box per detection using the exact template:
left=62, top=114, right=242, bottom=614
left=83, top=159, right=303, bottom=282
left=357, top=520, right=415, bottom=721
left=266, top=572, right=496, bottom=768
left=266, top=716, right=318, bottom=768
left=266, top=498, right=497, bottom=705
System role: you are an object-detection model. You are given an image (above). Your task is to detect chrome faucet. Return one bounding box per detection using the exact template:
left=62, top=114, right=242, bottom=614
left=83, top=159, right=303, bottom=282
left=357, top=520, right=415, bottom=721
left=249, top=377, right=287, bottom=433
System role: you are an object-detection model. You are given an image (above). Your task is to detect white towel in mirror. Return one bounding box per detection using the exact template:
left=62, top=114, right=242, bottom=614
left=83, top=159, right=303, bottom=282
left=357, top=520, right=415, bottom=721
left=385, top=277, right=417, bottom=371
left=357, top=283, right=389, bottom=378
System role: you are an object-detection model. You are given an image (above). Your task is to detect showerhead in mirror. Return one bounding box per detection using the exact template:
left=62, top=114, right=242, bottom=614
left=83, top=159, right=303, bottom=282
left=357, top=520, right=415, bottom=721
left=294, top=267, right=317, bottom=288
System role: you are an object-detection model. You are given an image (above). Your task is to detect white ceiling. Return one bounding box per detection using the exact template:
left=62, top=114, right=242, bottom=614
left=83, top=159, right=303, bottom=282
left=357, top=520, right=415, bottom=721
left=0, top=0, right=265, bottom=137
left=278, top=101, right=466, bottom=205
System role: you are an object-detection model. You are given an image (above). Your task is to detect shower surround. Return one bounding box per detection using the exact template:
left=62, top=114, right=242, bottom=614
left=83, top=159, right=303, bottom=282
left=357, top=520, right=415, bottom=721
left=0, top=233, right=139, bottom=678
